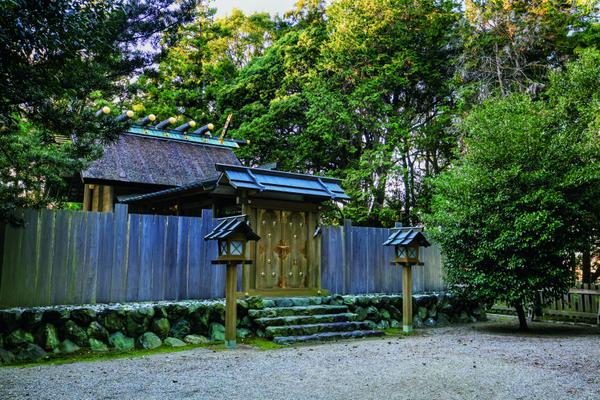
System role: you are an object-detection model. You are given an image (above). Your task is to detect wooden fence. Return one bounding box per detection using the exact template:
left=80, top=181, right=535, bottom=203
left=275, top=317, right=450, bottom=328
left=0, top=208, right=445, bottom=308
left=321, top=220, right=445, bottom=294
left=491, top=283, right=600, bottom=324
left=0, top=206, right=223, bottom=307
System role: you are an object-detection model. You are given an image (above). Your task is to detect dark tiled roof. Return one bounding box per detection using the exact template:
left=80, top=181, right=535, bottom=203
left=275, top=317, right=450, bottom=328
left=383, top=228, right=430, bottom=247
left=82, top=132, right=241, bottom=187
left=216, top=164, right=350, bottom=200
left=204, top=215, right=260, bottom=241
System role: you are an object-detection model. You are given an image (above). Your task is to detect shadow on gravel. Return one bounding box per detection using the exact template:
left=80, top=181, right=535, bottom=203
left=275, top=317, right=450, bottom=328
left=473, top=319, right=599, bottom=337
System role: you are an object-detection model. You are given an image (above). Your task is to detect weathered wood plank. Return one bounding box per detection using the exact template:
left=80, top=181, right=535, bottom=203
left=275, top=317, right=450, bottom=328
left=126, top=214, right=142, bottom=302
left=164, top=215, right=179, bottom=300
left=176, top=217, right=191, bottom=300
left=51, top=210, right=72, bottom=305
left=151, top=215, right=167, bottom=300
left=110, top=204, right=129, bottom=302
left=34, top=210, right=54, bottom=305
left=66, top=211, right=85, bottom=304
left=187, top=213, right=202, bottom=298
left=82, top=212, right=101, bottom=304
left=95, top=212, right=114, bottom=303
left=138, top=214, right=156, bottom=301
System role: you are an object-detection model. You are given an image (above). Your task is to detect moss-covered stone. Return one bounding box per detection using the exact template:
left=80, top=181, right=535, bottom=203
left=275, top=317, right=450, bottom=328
left=237, top=328, right=251, bottom=339
left=377, top=320, right=390, bottom=329
left=89, top=338, right=109, bottom=352
left=163, top=337, right=186, bottom=347
left=152, top=318, right=170, bottom=339
left=58, top=339, right=80, bottom=354
left=108, top=332, right=134, bottom=351
left=208, top=303, right=225, bottom=323
left=354, top=306, right=368, bottom=321
left=42, top=309, right=70, bottom=325
left=99, top=311, right=125, bottom=332
left=0, top=348, right=15, bottom=364
left=14, top=343, right=46, bottom=362
left=87, top=321, right=109, bottom=341
left=125, top=310, right=151, bottom=337
left=366, top=306, right=380, bottom=321
left=184, top=334, right=210, bottom=345
left=245, top=296, right=264, bottom=309
left=6, top=329, right=34, bottom=348
left=169, top=319, right=190, bottom=339
left=21, top=310, right=44, bottom=329
left=380, top=309, right=391, bottom=321
left=209, top=323, right=225, bottom=342
left=35, top=323, right=60, bottom=352
left=64, top=320, right=88, bottom=347
left=437, top=313, right=450, bottom=326
left=153, top=305, right=168, bottom=319
left=166, top=304, right=188, bottom=320
left=71, top=308, right=97, bottom=326
left=1, top=311, right=23, bottom=334
left=139, top=332, right=162, bottom=349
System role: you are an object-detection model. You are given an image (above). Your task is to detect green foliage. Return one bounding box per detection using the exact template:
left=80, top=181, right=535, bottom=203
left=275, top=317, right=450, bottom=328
left=460, top=0, right=597, bottom=100
left=130, top=0, right=598, bottom=228
left=0, top=0, right=199, bottom=223
left=424, top=51, right=600, bottom=317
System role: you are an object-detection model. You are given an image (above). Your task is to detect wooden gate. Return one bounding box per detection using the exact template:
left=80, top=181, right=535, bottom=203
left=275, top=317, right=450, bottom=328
left=255, top=209, right=309, bottom=289
left=241, top=204, right=322, bottom=296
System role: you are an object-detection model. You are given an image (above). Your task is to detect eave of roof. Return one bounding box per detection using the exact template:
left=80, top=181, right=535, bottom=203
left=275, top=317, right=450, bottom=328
left=119, top=165, right=351, bottom=204
left=383, top=228, right=430, bottom=247
left=118, top=178, right=218, bottom=203
left=204, top=215, right=260, bottom=241
left=216, top=164, right=350, bottom=200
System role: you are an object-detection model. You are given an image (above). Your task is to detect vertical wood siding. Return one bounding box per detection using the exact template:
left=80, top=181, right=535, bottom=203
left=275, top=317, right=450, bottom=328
left=320, top=222, right=445, bottom=295
left=0, top=208, right=445, bottom=307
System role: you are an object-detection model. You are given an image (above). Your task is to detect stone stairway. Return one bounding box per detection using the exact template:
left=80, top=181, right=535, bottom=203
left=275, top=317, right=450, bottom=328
left=248, top=298, right=384, bottom=345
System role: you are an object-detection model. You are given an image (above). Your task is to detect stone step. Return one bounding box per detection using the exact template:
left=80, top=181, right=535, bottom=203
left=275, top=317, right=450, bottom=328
left=267, top=297, right=328, bottom=308
left=248, top=305, right=349, bottom=319
left=255, top=312, right=357, bottom=328
left=265, top=321, right=371, bottom=338
left=272, top=330, right=385, bottom=345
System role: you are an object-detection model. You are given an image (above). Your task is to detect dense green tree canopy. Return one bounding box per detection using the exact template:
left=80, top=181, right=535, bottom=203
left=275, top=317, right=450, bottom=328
left=424, top=50, right=600, bottom=329
left=0, top=0, right=199, bottom=223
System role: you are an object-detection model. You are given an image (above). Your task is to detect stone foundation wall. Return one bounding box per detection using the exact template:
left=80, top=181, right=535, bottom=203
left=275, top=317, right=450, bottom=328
left=0, top=292, right=484, bottom=364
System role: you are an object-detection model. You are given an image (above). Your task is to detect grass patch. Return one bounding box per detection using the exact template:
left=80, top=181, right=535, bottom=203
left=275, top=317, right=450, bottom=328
left=240, top=337, right=285, bottom=350
left=1, top=342, right=226, bottom=369
left=1, top=338, right=287, bottom=368
left=383, top=327, right=418, bottom=337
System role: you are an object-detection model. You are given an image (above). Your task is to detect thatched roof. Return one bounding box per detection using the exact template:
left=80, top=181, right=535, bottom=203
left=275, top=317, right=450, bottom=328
left=82, top=131, right=241, bottom=187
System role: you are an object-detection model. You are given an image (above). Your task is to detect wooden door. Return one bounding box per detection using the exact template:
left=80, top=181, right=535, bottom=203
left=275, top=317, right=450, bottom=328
left=255, top=209, right=309, bottom=290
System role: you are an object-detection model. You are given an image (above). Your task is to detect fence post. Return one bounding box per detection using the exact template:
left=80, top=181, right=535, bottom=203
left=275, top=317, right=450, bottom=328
left=343, top=219, right=352, bottom=294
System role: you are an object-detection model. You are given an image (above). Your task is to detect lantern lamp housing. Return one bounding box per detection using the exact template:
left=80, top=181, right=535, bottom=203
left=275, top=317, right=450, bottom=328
left=383, top=227, right=430, bottom=266
left=205, top=215, right=260, bottom=262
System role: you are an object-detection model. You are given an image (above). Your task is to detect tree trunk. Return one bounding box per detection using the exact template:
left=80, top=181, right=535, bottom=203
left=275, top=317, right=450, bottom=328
left=582, top=242, right=591, bottom=285
left=514, top=302, right=528, bottom=331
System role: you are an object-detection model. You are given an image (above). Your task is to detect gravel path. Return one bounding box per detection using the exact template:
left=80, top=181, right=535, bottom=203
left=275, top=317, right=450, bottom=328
left=1, top=316, right=598, bottom=400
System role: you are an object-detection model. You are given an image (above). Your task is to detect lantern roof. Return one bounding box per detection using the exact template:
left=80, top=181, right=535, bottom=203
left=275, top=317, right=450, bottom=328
left=204, top=215, right=260, bottom=241
left=383, top=228, right=430, bottom=247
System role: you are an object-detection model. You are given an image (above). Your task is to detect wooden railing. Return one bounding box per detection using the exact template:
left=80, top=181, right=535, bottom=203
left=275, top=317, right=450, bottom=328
left=539, top=284, right=600, bottom=324
left=490, top=283, right=600, bottom=325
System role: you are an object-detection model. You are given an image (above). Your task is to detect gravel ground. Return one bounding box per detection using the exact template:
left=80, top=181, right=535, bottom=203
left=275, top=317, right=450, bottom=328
left=1, top=316, right=598, bottom=400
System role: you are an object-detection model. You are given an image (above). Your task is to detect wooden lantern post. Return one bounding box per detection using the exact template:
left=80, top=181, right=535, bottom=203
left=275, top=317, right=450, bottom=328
left=204, top=215, right=260, bottom=348
left=402, top=264, right=413, bottom=333
left=224, top=260, right=238, bottom=348
left=383, top=226, right=430, bottom=333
